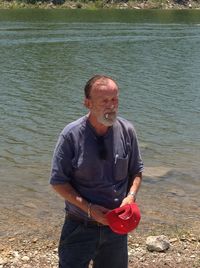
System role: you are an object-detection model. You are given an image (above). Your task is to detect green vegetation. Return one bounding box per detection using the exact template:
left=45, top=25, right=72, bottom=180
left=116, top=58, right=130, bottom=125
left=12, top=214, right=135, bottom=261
left=0, top=0, right=200, bottom=9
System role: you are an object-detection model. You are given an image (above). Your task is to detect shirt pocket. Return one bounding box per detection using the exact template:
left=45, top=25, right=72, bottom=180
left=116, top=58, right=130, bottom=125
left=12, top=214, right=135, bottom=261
left=114, top=155, right=129, bottom=181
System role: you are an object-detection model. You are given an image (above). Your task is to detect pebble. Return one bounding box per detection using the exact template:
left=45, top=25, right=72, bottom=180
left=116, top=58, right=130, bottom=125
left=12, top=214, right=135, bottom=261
left=21, top=256, right=30, bottom=262
left=8, top=238, right=15, bottom=242
left=24, top=203, right=37, bottom=209
left=180, top=236, right=187, bottom=241
left=169, top=238, right=178, bottom=243
left=0, top=258, right=7, bottom=265
left=32, top=238, right=38, bottom=243
left=177, top=258, right=182, bottom=263
left=12, top=251, right=20, bottom=258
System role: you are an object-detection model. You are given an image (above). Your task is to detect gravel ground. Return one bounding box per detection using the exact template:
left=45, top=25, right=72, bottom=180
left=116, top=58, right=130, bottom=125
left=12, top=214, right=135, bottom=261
left=1, top=231, right=199, bottom=268
left=0, top=210, right=199, bottom=268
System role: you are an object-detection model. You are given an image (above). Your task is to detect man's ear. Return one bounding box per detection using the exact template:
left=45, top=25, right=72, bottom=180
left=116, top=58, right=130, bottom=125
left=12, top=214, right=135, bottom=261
left=84, top=98, right=92, bottom=109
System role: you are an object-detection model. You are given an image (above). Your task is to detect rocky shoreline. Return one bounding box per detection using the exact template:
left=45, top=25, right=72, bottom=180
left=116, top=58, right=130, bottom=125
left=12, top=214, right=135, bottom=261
left=1, top=229, right=199, bottom=267
left=0, top=208, right=199, bottom=268
left=0, top=0, right=200, bottom=10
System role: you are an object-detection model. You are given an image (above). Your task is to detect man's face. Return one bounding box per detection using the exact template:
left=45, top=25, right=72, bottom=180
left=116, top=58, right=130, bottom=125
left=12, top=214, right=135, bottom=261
left=87, top=79, right=119, bottom=127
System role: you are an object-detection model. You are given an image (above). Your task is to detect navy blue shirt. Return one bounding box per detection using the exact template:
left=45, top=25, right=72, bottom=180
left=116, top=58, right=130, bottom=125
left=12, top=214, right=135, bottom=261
left=50, top=115, right=144, bottom=219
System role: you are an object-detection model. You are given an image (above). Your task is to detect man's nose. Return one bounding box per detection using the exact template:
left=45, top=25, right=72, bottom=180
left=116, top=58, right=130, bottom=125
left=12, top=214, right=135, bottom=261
left=105, top=101, right=115, bottom=109
left=105, top=104, right=115, bottom=110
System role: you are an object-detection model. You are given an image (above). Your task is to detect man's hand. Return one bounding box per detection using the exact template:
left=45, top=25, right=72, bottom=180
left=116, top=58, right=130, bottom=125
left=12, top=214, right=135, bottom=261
left=120, top=172, right=142, bottom=207
left=90, top=204, right=110, bottom=225
left=120, top=194, right=135, bottom=207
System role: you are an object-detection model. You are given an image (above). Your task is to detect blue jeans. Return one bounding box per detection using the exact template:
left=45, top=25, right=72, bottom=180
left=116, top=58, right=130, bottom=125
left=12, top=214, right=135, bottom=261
left=58, top=217, right=128, bottom=268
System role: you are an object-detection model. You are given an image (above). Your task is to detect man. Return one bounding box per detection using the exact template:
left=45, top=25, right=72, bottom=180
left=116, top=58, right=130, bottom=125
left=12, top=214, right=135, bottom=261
left=50, top=75, right=144, bottom=268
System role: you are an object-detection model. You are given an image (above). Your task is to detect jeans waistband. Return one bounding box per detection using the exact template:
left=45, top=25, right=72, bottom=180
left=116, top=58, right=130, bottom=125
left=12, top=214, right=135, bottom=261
left=66, top=213, right=104, bottom=227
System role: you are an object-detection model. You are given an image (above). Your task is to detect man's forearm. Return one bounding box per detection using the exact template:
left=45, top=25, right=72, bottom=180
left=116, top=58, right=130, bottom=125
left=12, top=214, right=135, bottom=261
left=52, top=183, right=89, bottom=214
left=129, top=172, right=142, bottom=196
left=52, top=182, right=109, bottom=224
left=120, top=172, right=142, bottom=206
left=126, top=172, right=142, bottom=202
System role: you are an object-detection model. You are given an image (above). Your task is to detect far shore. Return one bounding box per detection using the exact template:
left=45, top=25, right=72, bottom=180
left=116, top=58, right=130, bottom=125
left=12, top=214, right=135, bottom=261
left=1, top=0, right=200, bottom=10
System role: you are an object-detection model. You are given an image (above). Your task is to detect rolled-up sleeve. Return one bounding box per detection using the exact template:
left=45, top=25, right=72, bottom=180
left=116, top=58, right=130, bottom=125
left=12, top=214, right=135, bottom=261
left=50, top=134, right=73, bottom=185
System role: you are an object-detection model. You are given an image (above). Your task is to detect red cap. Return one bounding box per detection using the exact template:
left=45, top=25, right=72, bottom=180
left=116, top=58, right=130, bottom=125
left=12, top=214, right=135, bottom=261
left=106, top=203, right=141, bottom=234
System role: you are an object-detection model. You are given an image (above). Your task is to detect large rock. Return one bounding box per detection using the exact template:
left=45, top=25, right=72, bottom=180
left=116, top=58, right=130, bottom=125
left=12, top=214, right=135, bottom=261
left=146, top=235, right=170, bottom=252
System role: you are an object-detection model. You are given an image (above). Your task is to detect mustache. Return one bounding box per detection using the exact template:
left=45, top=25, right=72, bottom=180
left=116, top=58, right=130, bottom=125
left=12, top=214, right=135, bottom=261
left=105, top=107, right=117, bottom=113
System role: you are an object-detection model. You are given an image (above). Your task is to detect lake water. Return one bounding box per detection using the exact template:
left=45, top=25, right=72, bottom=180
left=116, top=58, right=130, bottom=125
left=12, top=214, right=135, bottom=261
left=0, top=9, right=200, bottom=234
